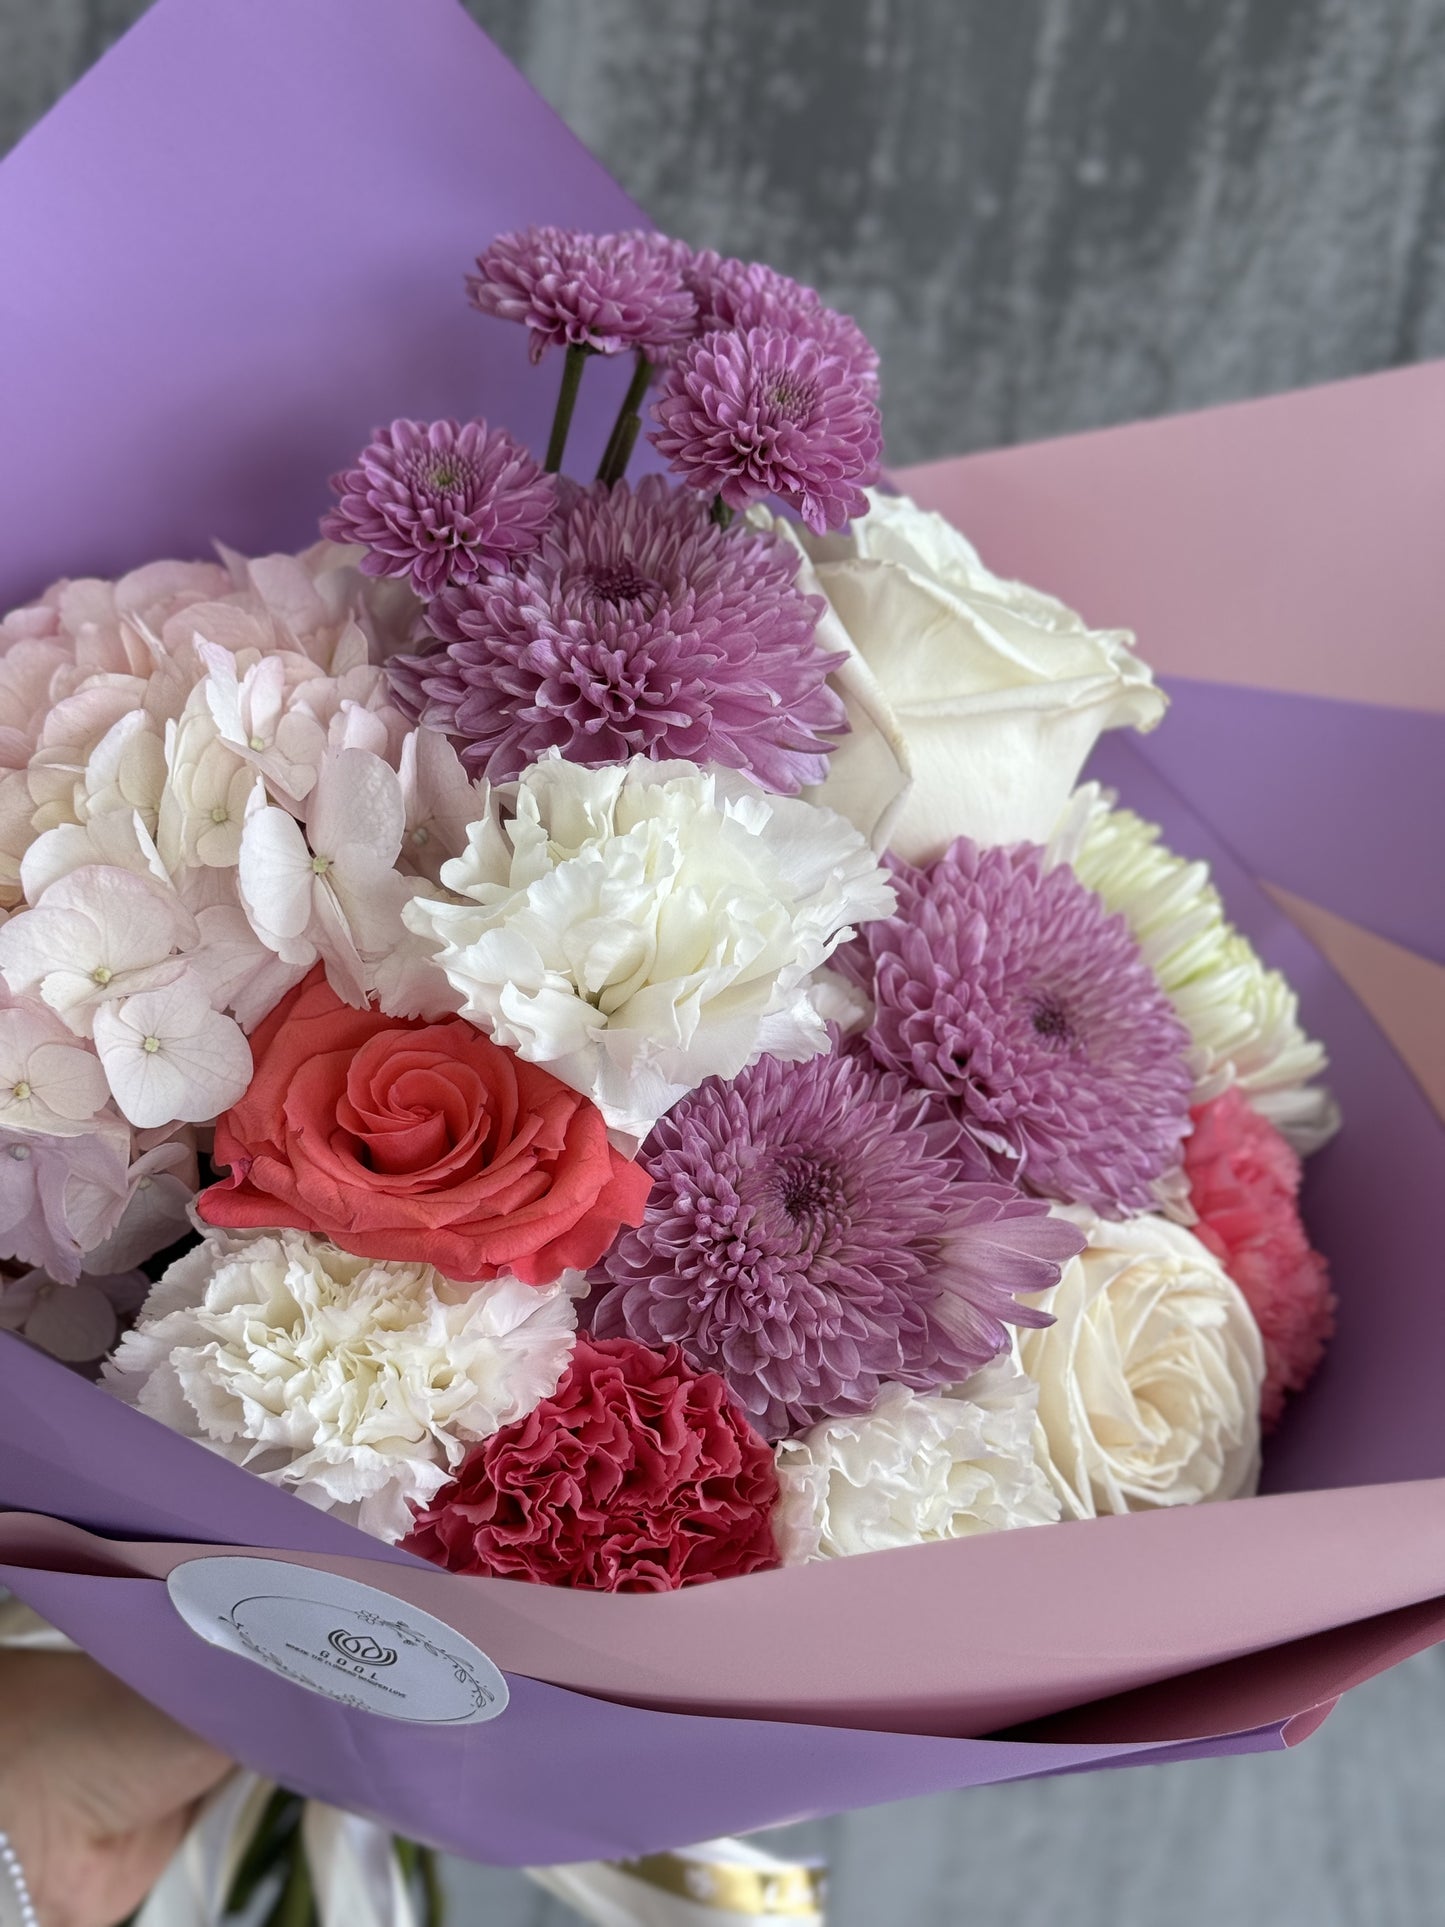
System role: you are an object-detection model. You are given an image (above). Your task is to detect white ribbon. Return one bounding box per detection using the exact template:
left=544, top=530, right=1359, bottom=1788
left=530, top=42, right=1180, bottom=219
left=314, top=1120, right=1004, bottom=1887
left=302, top=1803, right=417, bottom=1927
left=0, top=1599, right=823, bottom=1925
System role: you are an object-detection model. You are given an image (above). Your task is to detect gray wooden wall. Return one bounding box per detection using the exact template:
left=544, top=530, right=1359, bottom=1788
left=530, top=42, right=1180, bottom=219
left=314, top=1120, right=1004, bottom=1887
left=5, top=2, right=1445, bottom=1922
left=7, top=0, right=1445, bottom=462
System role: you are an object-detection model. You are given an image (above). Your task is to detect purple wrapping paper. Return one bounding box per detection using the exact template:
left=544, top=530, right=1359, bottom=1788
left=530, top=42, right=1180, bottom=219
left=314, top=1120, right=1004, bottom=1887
left=0, top=0, right=1443, bottom=1869
left=0, top=1563, right=1289, bottom=1866
left=0, top=0, right=650, bottom=606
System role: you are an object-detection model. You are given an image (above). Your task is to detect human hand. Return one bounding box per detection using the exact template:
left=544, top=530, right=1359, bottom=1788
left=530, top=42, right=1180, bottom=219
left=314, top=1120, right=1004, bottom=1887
left=0, top=1650, right=230, bottom=1927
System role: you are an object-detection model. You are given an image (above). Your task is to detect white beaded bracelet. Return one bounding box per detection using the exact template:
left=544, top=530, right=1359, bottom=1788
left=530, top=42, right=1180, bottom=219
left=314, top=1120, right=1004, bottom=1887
left=0, top=1833, right=37, bottom=1927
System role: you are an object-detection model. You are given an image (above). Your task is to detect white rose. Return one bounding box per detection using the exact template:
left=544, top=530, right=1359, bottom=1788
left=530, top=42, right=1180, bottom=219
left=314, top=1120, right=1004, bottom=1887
left=764, top=489, right=1165, bottom=859
left=773, top=1359, right=1059, bottom=1563
left=103, top=1229, right=582, bottom=1543
left=1018, top=1209, right=1263, bottom=1518
left=401, top=752, right=895, bottom=1138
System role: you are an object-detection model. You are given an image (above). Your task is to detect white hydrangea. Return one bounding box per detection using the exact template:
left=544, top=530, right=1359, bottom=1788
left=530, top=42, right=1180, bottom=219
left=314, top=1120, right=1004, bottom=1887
left=772, top=1358, right=1060, bottom=1563
left=1054, top=784, right=1337, bottom=1153
left=401, top=753, right=896, bottom=1138
left=103, top=1229, right=582, bottom=1542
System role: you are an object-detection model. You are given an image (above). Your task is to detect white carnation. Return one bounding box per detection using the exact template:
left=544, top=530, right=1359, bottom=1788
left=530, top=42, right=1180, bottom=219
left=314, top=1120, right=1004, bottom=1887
left=103, top=1229, right=581, bottom=1542
left=1055, top=785, right=1337, bottom=1153
left=1018, top=1209, right=1264, bottom=1519
left=773, top=1359, right=1060, bottom=1564
left=401, top=753, right=895, bottom=1137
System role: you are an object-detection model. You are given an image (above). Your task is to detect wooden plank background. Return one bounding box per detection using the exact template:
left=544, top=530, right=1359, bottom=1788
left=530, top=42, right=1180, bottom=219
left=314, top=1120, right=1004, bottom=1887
left=4, top=1, right=1445, bottom=1920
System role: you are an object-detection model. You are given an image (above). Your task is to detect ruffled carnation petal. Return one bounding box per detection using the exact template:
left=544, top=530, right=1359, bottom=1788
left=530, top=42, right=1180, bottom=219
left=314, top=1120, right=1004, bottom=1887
left=103, top=1229, right=582, bottom=1542
left=402, top=1335, right=779, bottom=1590
left=1183, top=1087, right=1334, bottom=1429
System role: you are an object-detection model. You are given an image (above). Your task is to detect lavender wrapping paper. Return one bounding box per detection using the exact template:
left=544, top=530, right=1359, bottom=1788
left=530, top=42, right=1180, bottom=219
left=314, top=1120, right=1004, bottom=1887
left=0, top=1563, right=1288, bottom=1867
left=0, top=0, right=1443, bottom=1868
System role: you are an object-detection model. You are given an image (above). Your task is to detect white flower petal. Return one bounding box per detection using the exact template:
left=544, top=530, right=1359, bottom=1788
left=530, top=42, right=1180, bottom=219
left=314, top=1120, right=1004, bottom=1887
left=105, top=1233, right=581, bottom=1544
left=238, top=805, right=316, bottom=946
left=1018, top=1208, right=1264, bottom=1519
left=405, top=754, right=894, bottom=1137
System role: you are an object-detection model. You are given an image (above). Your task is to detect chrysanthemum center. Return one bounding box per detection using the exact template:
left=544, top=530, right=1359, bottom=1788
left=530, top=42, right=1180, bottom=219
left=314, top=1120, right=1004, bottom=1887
left=1028, top=994, right=1076, bottom=1045
left=576, top=561, right=659, bottom=608
left=775, top=1153, right=845, bottom=1225
left=765, top=373, right=818, bottom=424
left=421, top=457, right=471, bottom=495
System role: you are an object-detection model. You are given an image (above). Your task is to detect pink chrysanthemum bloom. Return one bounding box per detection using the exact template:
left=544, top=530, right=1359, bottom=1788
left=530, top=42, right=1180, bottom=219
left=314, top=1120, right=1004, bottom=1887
left=321, top=419, right=554, bottom=599
left=1184, top=1087, right=1335, bottom=1430
left=588, top=1045, right=1082, bottom=1440
left=651, top=327, right=883, bottom=533
left=687, top=250, right=880, bottom=393
left=466, top=226, right=696, bottom=363
left=388, top=475, right=847, bottom=789
left=857, top=839, right=1195, bottom=1216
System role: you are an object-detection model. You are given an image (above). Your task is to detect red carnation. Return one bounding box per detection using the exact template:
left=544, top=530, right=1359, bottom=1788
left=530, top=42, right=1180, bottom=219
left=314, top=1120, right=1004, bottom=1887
left=1184, top=1088, right=1335, bottom=1430
left=403, top=1337, right=781, bottom=1591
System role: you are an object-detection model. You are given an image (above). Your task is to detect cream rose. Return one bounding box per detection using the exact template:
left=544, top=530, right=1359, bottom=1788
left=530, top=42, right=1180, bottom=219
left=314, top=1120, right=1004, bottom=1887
left=763, top=490, right=1165, bottom=859
left=1018, top=1209, right=1263, bottom=1518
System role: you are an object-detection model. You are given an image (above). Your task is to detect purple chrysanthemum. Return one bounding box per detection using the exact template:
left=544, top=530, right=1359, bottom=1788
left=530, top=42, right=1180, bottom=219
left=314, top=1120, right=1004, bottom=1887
left=651, top=327, right=882, bottom=533
left=321, top=419, right=554, bottom=599
left=588, top=1046, right=1082, bottom=1440
left=857, top=839, right=1195, bottom=1216
left=387, top=475, right=848, bottom=789
left=466, top=227, right=696, bottom=363
left=686, top=250, right=880, bottom=394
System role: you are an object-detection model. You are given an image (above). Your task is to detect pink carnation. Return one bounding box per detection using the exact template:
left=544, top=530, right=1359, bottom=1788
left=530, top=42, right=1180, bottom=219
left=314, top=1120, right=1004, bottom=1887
left=403, top=1336, right=780, bottom=1591
left=1184, top=1087, right=1335, bottom=1430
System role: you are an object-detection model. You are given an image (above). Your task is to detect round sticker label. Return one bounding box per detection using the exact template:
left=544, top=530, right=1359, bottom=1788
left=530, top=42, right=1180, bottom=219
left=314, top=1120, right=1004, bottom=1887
left=167, top=1556, right=508, bottom=1725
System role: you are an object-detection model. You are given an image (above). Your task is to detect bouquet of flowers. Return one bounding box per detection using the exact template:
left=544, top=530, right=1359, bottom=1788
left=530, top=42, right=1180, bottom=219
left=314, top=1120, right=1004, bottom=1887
left=1, top=0, right=1442, bottom=1910
left=0, top=209, right=1339, bottom=1578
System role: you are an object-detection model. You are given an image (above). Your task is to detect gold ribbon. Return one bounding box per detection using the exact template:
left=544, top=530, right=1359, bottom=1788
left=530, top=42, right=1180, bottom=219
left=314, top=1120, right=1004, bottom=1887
left=611, top=1851, right=826, bottom=1918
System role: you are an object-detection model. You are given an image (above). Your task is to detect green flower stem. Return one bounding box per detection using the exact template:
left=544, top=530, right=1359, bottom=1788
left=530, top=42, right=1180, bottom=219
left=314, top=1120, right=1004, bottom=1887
left=596, top=352, right=654, bottom=484
left=710, top=494, right=735, bottom=530
left=544, top=342, right=590, bottom=473
left=264, top=1840, right=316, bottom=1927
left=605, top=411, right=645, bottom=484
left=419, top=1845, right=447, bottom=1927
left=224, top=1790, right=302, bottom=1916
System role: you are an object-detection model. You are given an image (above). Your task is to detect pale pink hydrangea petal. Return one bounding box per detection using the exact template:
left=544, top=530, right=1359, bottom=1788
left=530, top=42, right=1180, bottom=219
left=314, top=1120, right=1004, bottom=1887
left=395, top=728, right=490, bottom=885
left=83, top=1130, right=200, bottom=1273
left=92, top=973, right=252, bottom=1128
left=0, top=866, right=196, bottom=1038
left=0, top=1116, right=132, bottom=1283
left=0, top=1267, right=147, bottom=1364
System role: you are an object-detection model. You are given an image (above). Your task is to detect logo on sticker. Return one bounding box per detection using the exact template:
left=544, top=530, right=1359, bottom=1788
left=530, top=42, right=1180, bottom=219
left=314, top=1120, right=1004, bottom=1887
left=327, top=1628, right=398, bottom=1667
left=166, top=1557, right=509, bottom=1726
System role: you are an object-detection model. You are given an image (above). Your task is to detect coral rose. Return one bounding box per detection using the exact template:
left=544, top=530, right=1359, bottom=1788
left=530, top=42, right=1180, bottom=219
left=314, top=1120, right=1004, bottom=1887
left=403, top=1336, right=781, bottom=1590
left=1184, top=1087, right=1334, bottom=1430
left=198, top=970, right=650, bottom=1285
